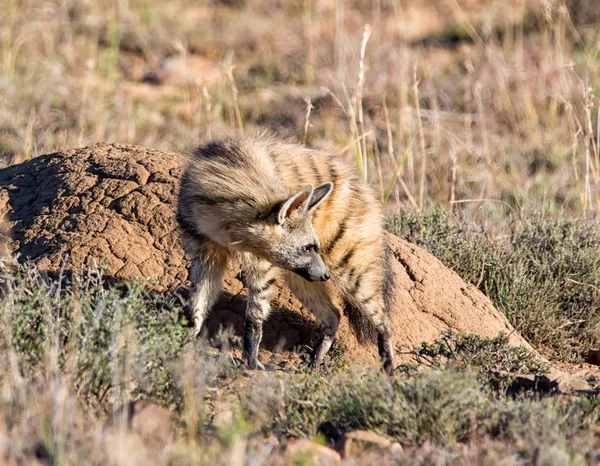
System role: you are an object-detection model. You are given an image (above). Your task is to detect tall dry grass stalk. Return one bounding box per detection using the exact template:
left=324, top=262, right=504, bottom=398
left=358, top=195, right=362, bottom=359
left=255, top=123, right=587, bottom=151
left=303, top=96, right=313, bottom=145
left=357, top=25, right=372, bottom=180
left=222, top=53, right=245, bottom=137
left=412, top=65, right=427, bottom=211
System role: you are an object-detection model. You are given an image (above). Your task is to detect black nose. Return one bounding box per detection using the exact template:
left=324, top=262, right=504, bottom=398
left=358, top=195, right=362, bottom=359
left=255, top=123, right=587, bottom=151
left=322, top=272, right=331, bottom=281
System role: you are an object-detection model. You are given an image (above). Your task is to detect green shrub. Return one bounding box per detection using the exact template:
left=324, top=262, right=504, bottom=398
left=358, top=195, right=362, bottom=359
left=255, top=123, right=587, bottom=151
left=2, top=262, right=600, bottom=463
left=387, top=209, right=600, bottom=360
left=2, top=265, right=191, bottom=406
left=402, top=330, right=549, bottom=393
left=270, top=365, right=600, bottom=454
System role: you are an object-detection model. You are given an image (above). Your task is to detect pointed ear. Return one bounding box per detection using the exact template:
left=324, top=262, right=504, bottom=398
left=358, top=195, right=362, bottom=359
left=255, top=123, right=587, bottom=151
left=307, top=182, right=334, bottom=212
left=274, top=185, right=314, bottom=225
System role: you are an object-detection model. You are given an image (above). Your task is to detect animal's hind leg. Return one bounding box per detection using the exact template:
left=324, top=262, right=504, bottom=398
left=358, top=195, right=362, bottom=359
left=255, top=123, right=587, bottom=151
left=342, top=272, right=394, bottom=372
left=242, top=259, right=279, bottom=370
left=354, top=297, right=394, bottom=372
left=376, top=322, right=394, bottom=373
left=185, top=236, right=229, bottom=337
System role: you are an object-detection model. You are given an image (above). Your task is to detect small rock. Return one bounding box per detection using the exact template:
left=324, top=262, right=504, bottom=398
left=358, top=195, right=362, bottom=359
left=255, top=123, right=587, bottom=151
left=213, top=408, right=235, bottom=428
left=552, top=368, right=600, bottom=395
left=391, top=443, right=403, bottom=454
left=104, top=400, right=175, bottom=465
left=586, top=349, right=600, bottom=366
left=128, top=401, right=174, bottom=446
left=335, top=430, right=402, bottom=459
left=284, top=439, right=341, bottom=465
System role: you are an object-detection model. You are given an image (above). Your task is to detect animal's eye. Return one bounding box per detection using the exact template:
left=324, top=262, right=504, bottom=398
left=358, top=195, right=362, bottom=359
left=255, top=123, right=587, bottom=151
left=302, top=244, right=315, bottom=253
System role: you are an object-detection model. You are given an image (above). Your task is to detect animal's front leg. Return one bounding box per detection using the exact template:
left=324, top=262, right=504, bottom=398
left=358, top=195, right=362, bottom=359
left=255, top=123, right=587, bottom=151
left=185, top=237, right=228, bottom=337
left=309, top=307, right=340, bottom=369
left=242, top=261, right=278, bottom=370
left=284, top=273, right=340, bottom=370
left=310, top=325, right=338, bottom=369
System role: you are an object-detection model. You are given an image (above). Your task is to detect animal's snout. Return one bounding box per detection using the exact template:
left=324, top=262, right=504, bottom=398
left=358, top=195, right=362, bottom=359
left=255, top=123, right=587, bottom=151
left=293, top=265, right=331, bottom=283
left=294, top=254, right=331, bottom=282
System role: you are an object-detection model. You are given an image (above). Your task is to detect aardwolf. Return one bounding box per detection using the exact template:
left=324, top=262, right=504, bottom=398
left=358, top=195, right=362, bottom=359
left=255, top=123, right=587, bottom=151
left=177, top=137, right=394, bottom=371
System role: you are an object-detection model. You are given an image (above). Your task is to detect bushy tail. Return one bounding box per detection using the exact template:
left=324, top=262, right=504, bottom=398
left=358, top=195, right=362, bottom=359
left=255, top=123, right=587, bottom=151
left=344, top=302, right=377, bottom=344
left=382, top=242, right=395, bottom=312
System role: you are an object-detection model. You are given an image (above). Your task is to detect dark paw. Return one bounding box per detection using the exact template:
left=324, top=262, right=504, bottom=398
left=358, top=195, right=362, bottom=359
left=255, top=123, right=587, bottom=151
left=242, top=355, right=266, bottom=371
left=382, top=357, right=395, bottom=374
left=306, top=357, right=326, bottom=372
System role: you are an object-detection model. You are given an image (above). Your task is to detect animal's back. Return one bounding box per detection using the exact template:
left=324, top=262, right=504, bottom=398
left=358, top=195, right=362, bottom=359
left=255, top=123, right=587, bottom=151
left=178, top=136, right=384, bottom=262
left=178, top=139, right=284, bottom=244
left=258, top=138, right=383, bottom=250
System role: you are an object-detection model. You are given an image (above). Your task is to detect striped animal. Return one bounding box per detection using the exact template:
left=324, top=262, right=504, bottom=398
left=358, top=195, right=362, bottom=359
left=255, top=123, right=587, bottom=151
left=177, top=137, right=394, bottom=371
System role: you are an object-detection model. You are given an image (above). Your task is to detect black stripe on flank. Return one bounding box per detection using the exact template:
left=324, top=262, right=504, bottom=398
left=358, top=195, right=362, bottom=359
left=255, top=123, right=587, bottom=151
left=310, top=156, right=323, bottom=184
left=323, top=219, right=348, bottom=255
left=291, top=163, right=305, bottom=186
left=343, top=267, right=356, bottom=288
left=328, top=164, right=338, bottom=184
left=336, top=247, right=355, bottom=269
left=348, top=274, right=362, bottom=297
left=360, top=292, right=377, bottom=307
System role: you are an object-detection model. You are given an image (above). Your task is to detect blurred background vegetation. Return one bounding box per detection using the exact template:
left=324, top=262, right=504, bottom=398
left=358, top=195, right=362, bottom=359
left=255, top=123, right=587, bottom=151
left=3, top=0, right=600, bottom=222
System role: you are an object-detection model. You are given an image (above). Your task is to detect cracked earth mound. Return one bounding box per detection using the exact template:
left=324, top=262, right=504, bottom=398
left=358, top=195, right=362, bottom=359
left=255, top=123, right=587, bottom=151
left=0, top=143, right=532, bottom=364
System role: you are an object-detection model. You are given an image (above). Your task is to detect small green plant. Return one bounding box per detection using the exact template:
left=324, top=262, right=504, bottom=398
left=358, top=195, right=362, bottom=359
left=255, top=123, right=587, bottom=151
left=401, top=330, right=549, bottom=393
left=3, top=263, right=192, bottom=406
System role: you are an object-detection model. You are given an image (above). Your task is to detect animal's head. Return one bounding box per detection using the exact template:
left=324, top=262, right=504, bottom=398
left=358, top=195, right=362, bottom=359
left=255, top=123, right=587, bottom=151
left=254, top=183, right=333, bottom=282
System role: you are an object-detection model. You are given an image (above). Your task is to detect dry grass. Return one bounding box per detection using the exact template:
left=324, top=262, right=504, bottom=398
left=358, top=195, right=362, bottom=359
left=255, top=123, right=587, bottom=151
left=0, top=264, right=598, bottom=464
left=1, top=0, right=600, bottom=219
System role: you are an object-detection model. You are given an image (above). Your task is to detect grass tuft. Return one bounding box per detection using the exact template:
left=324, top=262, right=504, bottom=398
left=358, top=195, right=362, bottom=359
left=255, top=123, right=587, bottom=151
left=400, top=329, right=549, bottom=394
left=387, top=208, right=600, bottom=360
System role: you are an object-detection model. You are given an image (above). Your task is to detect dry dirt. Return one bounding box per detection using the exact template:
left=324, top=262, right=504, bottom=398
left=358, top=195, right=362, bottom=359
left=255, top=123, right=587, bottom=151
left=0, top=143, right=534, bottom=366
